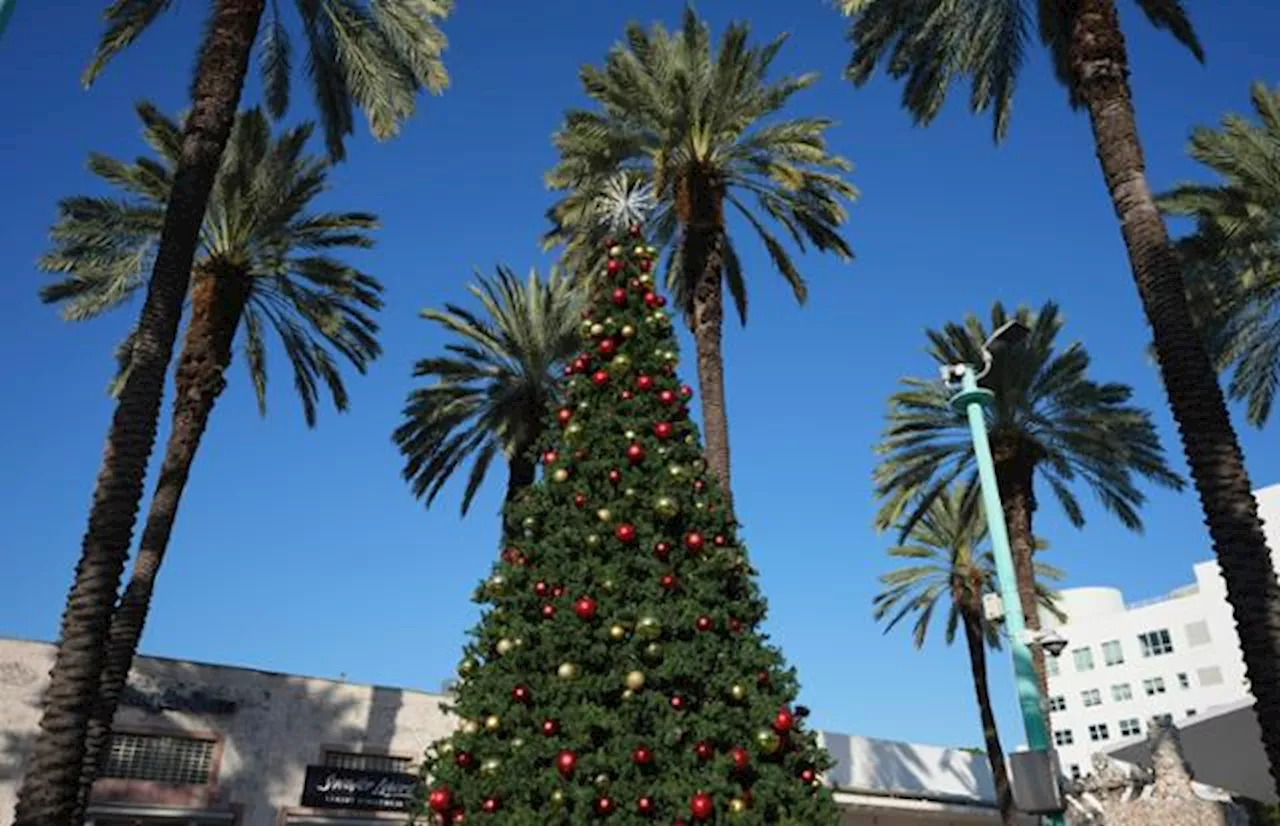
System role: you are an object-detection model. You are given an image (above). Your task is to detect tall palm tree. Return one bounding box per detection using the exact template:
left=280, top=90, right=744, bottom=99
left=840, top=0, right=1280, bottom=796
left=1158, top=82, right=1280, bottom=428
left=395, top=267, right=585, bottom=514
left=19, top=5, right=449, bottom=824
left=28, top=104, right=382, bottom=826
left=875, top=488, right=1063, bottom=826
left=874, top=301, right=1182, bottom=732
left=544, top=7, right=857, bottom=514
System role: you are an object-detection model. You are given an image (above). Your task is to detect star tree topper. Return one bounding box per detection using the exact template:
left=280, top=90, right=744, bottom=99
left=593, top=172, right=657, bottom=232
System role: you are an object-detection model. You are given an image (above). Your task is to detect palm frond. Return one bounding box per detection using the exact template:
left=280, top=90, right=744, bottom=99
left=83, top=0, right=174, bottom=87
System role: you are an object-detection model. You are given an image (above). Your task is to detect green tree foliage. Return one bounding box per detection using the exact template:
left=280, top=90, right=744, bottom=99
left=874, top=489, right=1063, bottom=826
left=544, top=7, right=857, bottom=508
left=395, top=267, right=586, bottom=514
left=38, top=103, right=381, bottom=818
left=416, top=229, right=838, bottom=826
left=1159, top=82, right=1280, bottom=427
left=874, top=301, right=1181, bottom=728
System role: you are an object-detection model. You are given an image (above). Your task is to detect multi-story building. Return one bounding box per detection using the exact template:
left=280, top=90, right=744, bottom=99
left=1041, top=483, right=1280, bottom=781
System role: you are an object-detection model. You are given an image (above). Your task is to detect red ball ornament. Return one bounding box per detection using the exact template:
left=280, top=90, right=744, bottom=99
left=713, top=534, right=728, bottom=547
left=684, top=532, right=705, bottom=553
left=552, top=584, right=566, bottom=598
left=670, top=695, right=686, bottom=711
left=657, top=389, right=676, bottom=405
left=639, top=257, right=653, bottom=273
left=632, top=745, right=654, bottom=765
left=690, top=793, right=714, bottom=822
left=656, top=294, right=667, bottom=307
left=629, top=223, right=643, bottom=237
left=571, top=357, right=588, bottom=374
left=615, top=523, right=637, bottom=543
left=729, top=617, right=744, bottom=634
left=659, top=574, right=678, bottom=591
left=428, top=787, right=453, bottom=814
left=534, top=580, right=549, bottom=597
left=541, top=719, right=560, bottom=737
left=607, top=258, right=622, bottom=274
left=731, top=747, right=750, bottom=771
left=575, top=447, right=589, bottom=461
left=644, top=292, right=660, bottom=308
left=694, top=741, right=714, bottom=761
left=598, top=338, right=617, bottom=356
left=626, top=443, right=646, bottom=465
left=756, top=670, right=771, bottom=685
left=800, top=768, right=817, bottom=784
left=557, top=408, right=573, bottom=426
left=629, top=277, right=642, bottom=291
left=603, top=236, right=616, bottom=249
left=693, top=479, right=706, bottom=494
left=481, top=797, right=500, bottom=814
left=592, top=370, right=610, bottom=386
left=653, top=422, right=673, bottom=440
left=456, top=751, right=476, bottom=770
left=556, top=750, right=578, bottom=777
left=595, top=798, right=616, bottom=817
left=680, top=385, right=693, bottom=398
left=611, top=287, right=628, bottom=306
left=695, top=615, right=713, bottom=633
left=454, top=810, right=467, bottom=825
left=653, top=541, right=671, bottom=560
left=541, top=603, right=557, bottom=620
left=574, top=493, right=587, bottom=508
left=637, top=797, right=655, bottom=816
left=620, top=390, right=634, bottom=401
left=562, top=365, right=574, bottom=377
left=543, top=450, right=558, bottom=466
left=574, top=596, right=598, bottom=621
left=512, top=684, right=532, bottom=704
left=636, top=374, right=654, bottom=392
left=608, top=469, right=622, bottom=485
left=773, top=707, right=795, bottom=734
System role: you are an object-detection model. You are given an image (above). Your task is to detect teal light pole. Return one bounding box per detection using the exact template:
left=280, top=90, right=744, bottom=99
left=0, top=0, right=14, bottom=45
left=945, top=321, right=1065, bottom=826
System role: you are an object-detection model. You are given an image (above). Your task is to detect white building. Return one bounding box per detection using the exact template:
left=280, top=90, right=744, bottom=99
left=1041, top=484, right=1280, bottom=783
left=0, top=637, right=1027, bottom=826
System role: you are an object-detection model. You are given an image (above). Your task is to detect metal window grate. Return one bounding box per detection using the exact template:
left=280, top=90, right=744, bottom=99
left=324, top=751, right=413, bottom=774
left=102, top=732, right=215, bottom=785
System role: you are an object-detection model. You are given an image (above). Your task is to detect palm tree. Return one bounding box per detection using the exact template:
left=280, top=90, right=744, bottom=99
left=875, top=488, right=1063, bottom=826
left=395, top=267, right=585, bottom=514
left=28, top=104, right=382, bottom=826
left=19, top=4, right=449, bottom=823
left=1158, top=82, right=1280, bottom=428
left=840, top=0, right=1280, bottom=796
left=544, top=7, right=857, bottom=514
left=874, top=301, right=1182, bottom=732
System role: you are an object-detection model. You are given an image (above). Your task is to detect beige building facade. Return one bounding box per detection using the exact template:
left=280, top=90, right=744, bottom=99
left=1, top=637, right=1019, bottom=826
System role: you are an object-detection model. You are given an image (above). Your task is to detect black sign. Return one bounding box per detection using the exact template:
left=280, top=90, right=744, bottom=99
left=301, top=765, right=421, bottom=812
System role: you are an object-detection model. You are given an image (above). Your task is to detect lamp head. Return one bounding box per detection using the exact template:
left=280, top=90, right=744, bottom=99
left=985, top=320, right=1030, bottom=355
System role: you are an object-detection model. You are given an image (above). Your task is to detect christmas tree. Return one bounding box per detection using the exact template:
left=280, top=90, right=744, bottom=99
left=418, top=210, right=839, bottom=826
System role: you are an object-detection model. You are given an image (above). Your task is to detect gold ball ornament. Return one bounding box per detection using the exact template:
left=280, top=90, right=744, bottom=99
left=486, top=574, right=507, bottom=593
left=625, top=487, right=637, bottom=498
left=633, top=245, right=645, bottom=256
left=550, top=790, right=566, bottom=807
left=636, top=616, right=662, bottom=640
left=604, top=316, right=615, bottom=326
left=654, top=496, right=679, bottom=518
left=595, top=773, right=612, bottom=789
left=695, top=501, right=706, bottom=511
left=512, top=737, right=525, bottom=749
left=643, top=642, right=664, bottom=663
left=437, top=741, right=455, bottom=755
left=639, top=272, right=654, bottom=286
left=729, top=798, right=747, bottom=815
left=577, top=400, right=590, bottom=411
left=622, top=689, right=635, bottom=700
left=621, top=325, right=636, bottom=338
left=481, top=758, right=501, bottom=775
left=625, top=430, right=636, bottom=440
left=646, top=245, right=658, bottom=256
left=597, top=508, right=612, bottom=523
left=624, top=670, right=646, bottom=690
left=458, top=658, right=478, bottom=675
left=590, top=322, right=605, bottom=336
left=657, top=447, right=668, bottom=457
left=586, top=533, right=600, bottom=547
left=611, top=353, right=631, bottom=371
left=557, top=662, right=580, bottom=680
left=522, top=516, right=538, bottom=529
left=552, top=468, right=570, bottom=483
left=755, top=729, right=782, bottom=754
left=484, top=715, right=501, bottom=732
left=685, top=434, right=697, bottom=446
left=692, top=459, right=707, bottom=473
left=495, top=638, right=515, bottom=655
left=668, top=463, right=685, bottom=479
left=564, top=422, right=583, bottom=441
left=609, top=624, right=628, bottom=641
left=609, top=245, right=623, bottom=257
left=462, top=720, right=481, bottom=735
left=514, top=636, right=525, bottom=648
left=729, top=684, right=748, bottom=702
left=602, top=579, right=616, bottom=591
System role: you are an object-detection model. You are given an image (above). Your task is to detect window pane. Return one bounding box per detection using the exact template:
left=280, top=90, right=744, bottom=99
left=102, top=733, right=215, bottom=785
left=1102, top=640, right=1124, bottom=666
left=324, top=751, right=413, bottom=774
left=1072, top=647, right=1094, bottom=672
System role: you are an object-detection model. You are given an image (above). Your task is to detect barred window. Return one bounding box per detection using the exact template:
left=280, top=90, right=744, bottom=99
left=324, top=750, right=413, bottom=774
left=103, top=732, right=215, bottom=785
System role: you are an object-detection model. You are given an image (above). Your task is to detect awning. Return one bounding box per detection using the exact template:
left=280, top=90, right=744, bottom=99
left=1106, top=698, right=1275, bottom=804
left=85, top=803, right=237, bottom=825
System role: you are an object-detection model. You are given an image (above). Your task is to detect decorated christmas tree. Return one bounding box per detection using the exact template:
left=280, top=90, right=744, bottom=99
left=418, top=198, right=839, bottom=826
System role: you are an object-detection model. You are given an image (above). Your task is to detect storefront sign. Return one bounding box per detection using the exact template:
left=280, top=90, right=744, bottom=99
left=301, top=765, right=421, bottom=812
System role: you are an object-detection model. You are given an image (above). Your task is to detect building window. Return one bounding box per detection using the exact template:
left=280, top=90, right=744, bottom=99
left=1102, top=640, right=1124, bottom=666
left=1154, top=713, right=1174, bottom=727
left=324, top=750, right=414, bottom=774
left=1185, top=708, right=1197, bottom=718
left=1111, top=683, right=1133, bottom=702
left=1088, top=723, right=1110, bottom=742
left=1185, top=620, right=1212, bottom=647
left=1073, top=647, right=1095, bottom=672
left=1049, top=695, right=1067, bottom=713
left=1081, top=689, right=1102, bottom=707
left=1143, top=677, right=1167, bottom=696
left=1047, top=656, right=1060, bottom=677
left=1070, top=764, right=1082, bottom=780
left=103, top=732, right=216, bottom=785
left=1138, top=629, right=1174, bottom=657
left=1054, top=730, right=1074, bottom=746
left=1197, top=666, right=1224, bottom=687
left=1177, top=672, right=1191, bottom=689
left=1119, top=718, right=1141, bottom=737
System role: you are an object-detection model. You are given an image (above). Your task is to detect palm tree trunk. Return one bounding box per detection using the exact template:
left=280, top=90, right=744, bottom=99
left=506, top=454, right=536, bottom=503
left=960, top=600, right=1017, bottom=826
left=73, top=270, right=251, bottom=823
left=993, top=444, right=1052, bottom=739
left=11, top=5, right=263, bottom=825
left=1069, top=0, right=1280, bottom=797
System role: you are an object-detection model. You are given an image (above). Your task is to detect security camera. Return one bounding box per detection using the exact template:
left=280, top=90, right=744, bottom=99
left=1031, top=628, right=1069, bottom=658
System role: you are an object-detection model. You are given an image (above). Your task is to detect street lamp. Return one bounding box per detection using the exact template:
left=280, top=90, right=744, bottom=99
left=942, top=320, right=1066, bottom=825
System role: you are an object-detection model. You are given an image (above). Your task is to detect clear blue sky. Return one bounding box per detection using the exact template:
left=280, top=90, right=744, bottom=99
left=1, top=0, right=1277, bottom=752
